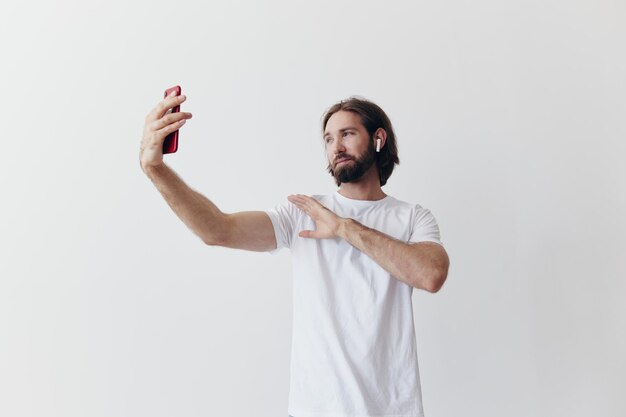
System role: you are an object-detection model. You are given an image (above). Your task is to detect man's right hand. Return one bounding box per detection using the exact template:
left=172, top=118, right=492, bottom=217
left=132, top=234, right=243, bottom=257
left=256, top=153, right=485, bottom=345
left=139, top=90, right=193, bottom=173
left=138, top=91, right=276, bottom=252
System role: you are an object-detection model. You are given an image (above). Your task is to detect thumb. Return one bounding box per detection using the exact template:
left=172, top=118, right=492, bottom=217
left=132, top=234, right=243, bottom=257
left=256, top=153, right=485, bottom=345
left=299, top=230, right=317, bottom=239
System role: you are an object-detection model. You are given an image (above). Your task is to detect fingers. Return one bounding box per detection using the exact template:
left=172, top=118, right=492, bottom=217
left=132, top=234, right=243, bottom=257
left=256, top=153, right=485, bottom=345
left=298, top=230, right=318, bottom=239
left=145, top=92, right=190, bottom=123
left=287, top=194, right=304, bottom=206
left=288, top=194, right=321, bottom=212
left=139, top=90, right=192, bottom=172
left=154, top=119, right=187, bottom=141
left=288, top=194, right=341, bottom=240
left=151, top=111, right=193, bottom=131
left=140, top=112, right=189, bottom=155
left=142, top=91, right=192, bottom=147
left=142, top=112, right=190, bottom=147
left=287, top=195, right=309, bottom=214
left=289, top=194, right=315, bottom=203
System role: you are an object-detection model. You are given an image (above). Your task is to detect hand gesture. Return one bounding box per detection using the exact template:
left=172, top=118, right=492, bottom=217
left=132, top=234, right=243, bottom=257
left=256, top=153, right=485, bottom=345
left=287, top=194, right=344, bottom=239
left=139, top=90, right=193, bottom=173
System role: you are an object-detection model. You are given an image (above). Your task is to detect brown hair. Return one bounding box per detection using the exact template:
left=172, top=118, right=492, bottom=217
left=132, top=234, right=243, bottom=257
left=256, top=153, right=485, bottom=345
left=322, top=96, right=399, bottom=186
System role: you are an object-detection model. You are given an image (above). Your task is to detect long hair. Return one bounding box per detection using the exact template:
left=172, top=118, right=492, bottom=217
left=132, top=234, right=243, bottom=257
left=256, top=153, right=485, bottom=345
left=322, top=97, right=399, bottom=186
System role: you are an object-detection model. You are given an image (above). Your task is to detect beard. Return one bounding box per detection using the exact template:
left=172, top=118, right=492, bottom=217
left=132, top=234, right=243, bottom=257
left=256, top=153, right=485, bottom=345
left=329, top=141, right=376, bottom=185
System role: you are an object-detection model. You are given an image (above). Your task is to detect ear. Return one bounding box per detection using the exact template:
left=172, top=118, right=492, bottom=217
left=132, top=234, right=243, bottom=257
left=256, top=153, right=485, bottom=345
left=373, top=128, right=387, bottom=151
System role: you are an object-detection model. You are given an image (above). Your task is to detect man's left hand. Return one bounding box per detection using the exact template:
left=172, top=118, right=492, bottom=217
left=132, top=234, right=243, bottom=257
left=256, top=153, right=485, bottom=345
left=287, top=194, right=344, bottom=239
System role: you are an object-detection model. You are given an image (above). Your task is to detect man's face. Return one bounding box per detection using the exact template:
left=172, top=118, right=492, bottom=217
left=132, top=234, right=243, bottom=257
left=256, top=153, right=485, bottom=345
left=323, top=110, right=376, bottom=184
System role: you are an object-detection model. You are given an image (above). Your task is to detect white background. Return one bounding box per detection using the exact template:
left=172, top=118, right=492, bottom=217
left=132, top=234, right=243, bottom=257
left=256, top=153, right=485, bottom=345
left=1, top=1, right=625, bottom=416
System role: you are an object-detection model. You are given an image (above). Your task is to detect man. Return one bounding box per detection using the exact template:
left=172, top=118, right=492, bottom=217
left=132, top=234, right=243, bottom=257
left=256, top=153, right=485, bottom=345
left=140, top=91, right=450, bottom=417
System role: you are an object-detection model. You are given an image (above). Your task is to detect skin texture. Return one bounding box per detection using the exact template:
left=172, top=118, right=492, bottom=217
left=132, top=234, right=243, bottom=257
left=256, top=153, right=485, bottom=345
left=140, top=98, right=449, bottom=291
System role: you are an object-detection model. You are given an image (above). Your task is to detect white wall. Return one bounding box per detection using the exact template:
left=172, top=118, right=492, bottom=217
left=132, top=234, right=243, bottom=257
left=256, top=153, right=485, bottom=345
left=1, top=1, right=625, bottom=416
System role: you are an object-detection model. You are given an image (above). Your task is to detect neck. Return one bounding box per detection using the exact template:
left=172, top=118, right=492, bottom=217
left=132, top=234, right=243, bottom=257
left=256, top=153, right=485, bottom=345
left=337, top=167, right=386, bottom=201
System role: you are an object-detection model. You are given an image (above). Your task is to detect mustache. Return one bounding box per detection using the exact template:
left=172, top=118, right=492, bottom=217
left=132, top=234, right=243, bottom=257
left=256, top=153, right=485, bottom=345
left=334, top=153, right=354, bottom=164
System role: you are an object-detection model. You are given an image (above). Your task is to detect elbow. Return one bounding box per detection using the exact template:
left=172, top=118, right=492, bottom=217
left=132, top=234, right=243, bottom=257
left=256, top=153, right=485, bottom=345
left=201, top=230, right=228, bottom=247
left=422, top=266, right=449, bottom=293
left=408, top=243, right=450, bottom=293
left=202, top=236, right=221, bottom=246
left=200, top=214, right=231, bottom=247
left=424, top=250, right=450, bottom=293
left=425, top=274, right=445, bottom=293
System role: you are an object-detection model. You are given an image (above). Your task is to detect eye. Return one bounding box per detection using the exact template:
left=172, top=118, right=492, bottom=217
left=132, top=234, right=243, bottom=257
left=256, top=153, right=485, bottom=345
left=325, top=137, right=333, bottom=144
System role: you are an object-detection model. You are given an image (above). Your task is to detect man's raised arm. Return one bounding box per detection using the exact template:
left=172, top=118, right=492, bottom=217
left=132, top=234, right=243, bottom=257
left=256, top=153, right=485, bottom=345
left=139, top=91, right=276, bottom=252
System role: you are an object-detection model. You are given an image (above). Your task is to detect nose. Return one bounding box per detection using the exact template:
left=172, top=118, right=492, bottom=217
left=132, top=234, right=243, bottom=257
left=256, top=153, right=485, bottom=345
left=330, top=137, right=346, bottom=156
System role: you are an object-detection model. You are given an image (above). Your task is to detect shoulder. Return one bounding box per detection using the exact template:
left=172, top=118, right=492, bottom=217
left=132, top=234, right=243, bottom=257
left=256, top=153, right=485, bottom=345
left=381, top=194, right=423, bottom=213
left=382, top=196, right=439, bottom=231
left=387, top=194, right=431, bottom=210
left=312, top=194, right=331, bottom=204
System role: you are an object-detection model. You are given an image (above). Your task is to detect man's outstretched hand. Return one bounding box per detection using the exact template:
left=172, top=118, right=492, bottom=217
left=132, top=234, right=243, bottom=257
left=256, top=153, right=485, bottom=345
left=287, top=194, right=345, bottom=239
left=140, top=90, right=193, bottom=174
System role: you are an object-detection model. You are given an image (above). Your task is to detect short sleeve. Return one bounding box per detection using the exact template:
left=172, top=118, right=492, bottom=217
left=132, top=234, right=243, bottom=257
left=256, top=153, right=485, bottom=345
left=264, top=202, right=298, bottom=254
left=409, top=206, right=444, bottom=246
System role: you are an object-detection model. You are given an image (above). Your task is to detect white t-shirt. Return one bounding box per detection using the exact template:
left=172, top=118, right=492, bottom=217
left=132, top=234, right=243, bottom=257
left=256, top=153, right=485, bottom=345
left=265, top=191, right=443, bottom=417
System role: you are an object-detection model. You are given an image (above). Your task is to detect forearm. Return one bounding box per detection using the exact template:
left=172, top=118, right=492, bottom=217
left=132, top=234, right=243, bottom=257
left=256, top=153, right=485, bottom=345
left=143, top=163, right=228, bottom=245
left=337, top=219, right=448, bottom=292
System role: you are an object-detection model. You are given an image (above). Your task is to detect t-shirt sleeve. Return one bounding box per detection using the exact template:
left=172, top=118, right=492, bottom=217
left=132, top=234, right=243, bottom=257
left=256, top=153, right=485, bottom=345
left=408, top=206, right=444, bottom=246
left=264, top=202, right=298, bottom=254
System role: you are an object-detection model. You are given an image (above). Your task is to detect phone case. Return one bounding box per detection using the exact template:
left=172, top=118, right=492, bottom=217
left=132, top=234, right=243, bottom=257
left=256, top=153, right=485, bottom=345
left=163, top=85, right=182, bottom=154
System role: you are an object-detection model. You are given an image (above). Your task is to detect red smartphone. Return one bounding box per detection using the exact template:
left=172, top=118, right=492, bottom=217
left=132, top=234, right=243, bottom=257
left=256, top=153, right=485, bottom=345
left=163, top=85, right=182, bottom=154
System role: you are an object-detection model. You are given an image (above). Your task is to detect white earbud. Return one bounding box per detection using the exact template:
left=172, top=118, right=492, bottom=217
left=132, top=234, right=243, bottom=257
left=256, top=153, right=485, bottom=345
left=376, top=138, right=382, bottom=152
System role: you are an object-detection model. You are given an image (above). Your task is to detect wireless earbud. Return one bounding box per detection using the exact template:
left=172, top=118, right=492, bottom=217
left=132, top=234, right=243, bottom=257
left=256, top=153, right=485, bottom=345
left=376, top=138, right=382, bottom=152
